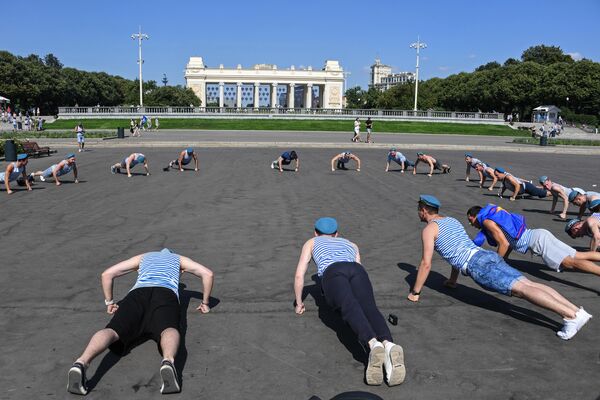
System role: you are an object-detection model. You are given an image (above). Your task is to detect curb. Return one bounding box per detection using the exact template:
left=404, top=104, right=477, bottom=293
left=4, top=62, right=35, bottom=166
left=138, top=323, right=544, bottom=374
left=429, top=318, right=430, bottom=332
left=31, top=139, right=600, bottom=155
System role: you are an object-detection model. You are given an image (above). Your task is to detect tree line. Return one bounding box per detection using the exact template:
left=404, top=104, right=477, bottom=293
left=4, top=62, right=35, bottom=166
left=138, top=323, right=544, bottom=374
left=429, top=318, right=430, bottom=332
left=0, top=51, right=201, bottom=114
left=346, top=45, right=600, bottom=124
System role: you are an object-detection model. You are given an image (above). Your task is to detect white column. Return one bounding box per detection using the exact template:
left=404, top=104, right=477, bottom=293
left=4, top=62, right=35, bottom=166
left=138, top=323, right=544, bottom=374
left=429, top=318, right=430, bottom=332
left=288, top=83, right=295, bottom=108
left=271, top=83, right=278, bottom=108
left=323, top=84, right=330, bottom=108
left=236, top=82, right=242, bottom=108
left=305, top=83, right=313, bottom=109
left=218, top=82, right=224, bottom=108
left=254, top=82, right=260, bottom=109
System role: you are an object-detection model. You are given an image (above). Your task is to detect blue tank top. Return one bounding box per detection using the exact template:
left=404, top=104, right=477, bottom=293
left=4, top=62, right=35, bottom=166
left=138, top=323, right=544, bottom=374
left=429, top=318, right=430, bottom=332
left=433, top=217, right=479, bottom=271
left=312, top=236, right=358, bottom=276
left=130, top=249, right=181, bottom=298
left=0, top=162, right=23, bottom=182
left=55, top=162, right=73, bottom=177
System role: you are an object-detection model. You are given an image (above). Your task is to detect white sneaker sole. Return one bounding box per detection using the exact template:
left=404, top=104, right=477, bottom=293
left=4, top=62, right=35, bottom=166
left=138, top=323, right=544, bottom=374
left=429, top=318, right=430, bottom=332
left=160, top=363, right=181, bottom=394
left=67, top=366, right=87, bottom=395
left=365, top=346, right=384, bottom=385
left=386, top=345, right=406, bottom=386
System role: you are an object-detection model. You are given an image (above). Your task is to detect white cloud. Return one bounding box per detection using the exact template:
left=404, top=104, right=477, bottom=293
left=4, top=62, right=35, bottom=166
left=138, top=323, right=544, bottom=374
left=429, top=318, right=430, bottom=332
left=567, top=52, right=583, bottom=61
left=421, top=56, right=430, bottom=61
left=437, top=66, right=450, bottom=72
left=468, top=54, right=477, bottom=59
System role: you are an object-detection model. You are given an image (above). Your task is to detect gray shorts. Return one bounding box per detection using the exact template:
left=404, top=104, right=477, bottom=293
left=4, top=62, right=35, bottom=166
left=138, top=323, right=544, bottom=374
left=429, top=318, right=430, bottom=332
left=528, top=229, right=576, bottom=271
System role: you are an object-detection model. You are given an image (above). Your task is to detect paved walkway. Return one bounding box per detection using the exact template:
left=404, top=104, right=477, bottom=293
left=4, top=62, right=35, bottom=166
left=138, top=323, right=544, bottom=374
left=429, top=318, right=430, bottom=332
left=27, top=130, right=600, bottom=155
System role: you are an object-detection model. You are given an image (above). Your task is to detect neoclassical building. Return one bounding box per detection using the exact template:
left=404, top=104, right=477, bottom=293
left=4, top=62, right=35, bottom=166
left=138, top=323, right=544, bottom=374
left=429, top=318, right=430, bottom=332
left=369, top=58, right=414, bottom=92
left=184, top=57, right=344, bottom=109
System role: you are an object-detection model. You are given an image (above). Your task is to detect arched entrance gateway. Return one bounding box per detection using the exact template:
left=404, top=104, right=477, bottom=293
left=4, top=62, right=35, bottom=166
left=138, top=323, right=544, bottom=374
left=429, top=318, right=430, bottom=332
left=184, top=57, right=344, bottom=109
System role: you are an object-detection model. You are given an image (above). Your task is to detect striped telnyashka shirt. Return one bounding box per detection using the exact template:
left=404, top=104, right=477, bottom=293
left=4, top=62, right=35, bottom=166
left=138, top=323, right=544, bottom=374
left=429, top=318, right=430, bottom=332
left=500, top=227, right=533, bottom=254
left=312, top=236, right=358, bottom=277
left=131, top=248, right=181, bottom=298
left=433, top=217, right=479, bottom=271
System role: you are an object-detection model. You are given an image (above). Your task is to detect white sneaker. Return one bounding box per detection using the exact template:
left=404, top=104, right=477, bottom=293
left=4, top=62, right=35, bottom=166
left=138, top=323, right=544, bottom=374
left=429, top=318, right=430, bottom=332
left=557, top=307, right=592, bottom=340
left=270, top=161, right=275, bottom=169
left=365, top=343, right=384, bottom=385
left=384, top=343, right=406, bottom=386
left=39, top=175, right=45, bottom=182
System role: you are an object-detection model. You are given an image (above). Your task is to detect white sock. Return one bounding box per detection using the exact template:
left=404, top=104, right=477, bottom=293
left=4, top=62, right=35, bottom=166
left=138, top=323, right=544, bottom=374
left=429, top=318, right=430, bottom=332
left=369, top=340, right=384, bottom=351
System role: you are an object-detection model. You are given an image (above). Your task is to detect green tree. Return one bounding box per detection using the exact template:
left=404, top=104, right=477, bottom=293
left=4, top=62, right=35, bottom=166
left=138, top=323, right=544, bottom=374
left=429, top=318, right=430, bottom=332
left=521, top=45, right=573, bottom=65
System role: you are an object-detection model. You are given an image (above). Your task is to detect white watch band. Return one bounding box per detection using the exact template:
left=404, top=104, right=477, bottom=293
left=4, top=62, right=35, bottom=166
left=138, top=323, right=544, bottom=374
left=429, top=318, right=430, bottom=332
left=104, top=299, right=115, bottom=306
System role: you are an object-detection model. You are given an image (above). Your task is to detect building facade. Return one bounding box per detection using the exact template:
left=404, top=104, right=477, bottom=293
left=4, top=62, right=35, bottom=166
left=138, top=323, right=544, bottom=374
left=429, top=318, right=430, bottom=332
left=184, top=58, right=344, bottom=109
left=369, top=58, right=414, bottom=91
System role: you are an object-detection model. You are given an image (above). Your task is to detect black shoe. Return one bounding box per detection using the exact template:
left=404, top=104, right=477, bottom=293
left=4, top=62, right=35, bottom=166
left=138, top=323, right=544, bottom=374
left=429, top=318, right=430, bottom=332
left=160, top=360, right=181, bottom=394
left=67, top=362, right=88, bottom=395
left=163, top=166, right=170, bottom=171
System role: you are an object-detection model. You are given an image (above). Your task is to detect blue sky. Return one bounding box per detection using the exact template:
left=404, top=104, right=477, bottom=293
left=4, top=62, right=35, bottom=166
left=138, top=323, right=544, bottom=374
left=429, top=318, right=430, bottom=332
left=2, top=0, right=599, bottom=89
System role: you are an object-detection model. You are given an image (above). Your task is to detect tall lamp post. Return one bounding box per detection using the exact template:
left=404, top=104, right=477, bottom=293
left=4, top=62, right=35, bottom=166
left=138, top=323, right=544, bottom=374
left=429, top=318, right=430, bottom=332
left=410, top=36, right=427, bottom=111
left=131, top=26, right=149, bottom=107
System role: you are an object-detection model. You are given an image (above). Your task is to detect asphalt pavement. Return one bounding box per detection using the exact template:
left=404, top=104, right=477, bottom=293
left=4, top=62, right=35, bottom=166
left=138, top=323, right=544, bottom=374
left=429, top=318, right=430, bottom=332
left=0, top=144, right=599, bottom=400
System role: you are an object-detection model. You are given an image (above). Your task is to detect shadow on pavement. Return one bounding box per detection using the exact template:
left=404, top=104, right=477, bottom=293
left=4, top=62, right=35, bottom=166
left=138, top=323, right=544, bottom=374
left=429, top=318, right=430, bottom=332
left=302, top=274, right=367, bottom=364
left=508, top=259, right=600, bottom=296
left=398, top=262, right=561, bottom=331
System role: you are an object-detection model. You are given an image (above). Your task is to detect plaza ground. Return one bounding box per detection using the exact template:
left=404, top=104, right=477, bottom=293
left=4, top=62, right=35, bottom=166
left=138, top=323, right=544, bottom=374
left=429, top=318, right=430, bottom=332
left=1, top=143, right=599, bottom=399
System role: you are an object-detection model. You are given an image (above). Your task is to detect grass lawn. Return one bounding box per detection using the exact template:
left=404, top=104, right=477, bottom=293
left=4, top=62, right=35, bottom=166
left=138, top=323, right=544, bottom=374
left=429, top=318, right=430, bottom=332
left=46, top=118, right=521, bottom=136
left=512, top=137, right=600, bottom=146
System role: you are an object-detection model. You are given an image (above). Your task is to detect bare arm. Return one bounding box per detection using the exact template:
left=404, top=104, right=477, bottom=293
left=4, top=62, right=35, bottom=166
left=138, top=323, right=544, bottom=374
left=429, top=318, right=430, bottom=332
left=385, top=159, right=390, bottom=172
left=408, top=224, right=436, bottom=302
left=578, top=204, right=586, bottom=219
left=488, top=174, right=498, bottom=191
left=589, top=220, right=600, bottom=251
left=143, top=162, right=150, bottom=176
left=352, top=155, right=361, bottom=171
left=558, top=191, right=569, bottom=219
left=193, top=153, right=199, bottom=171
left=331, top=155, right=339, bottom=171
left=294, top=239, right=313, bottom=314
left=427, top=159, right=434, bottom=176
left=295, top=158, right=299, bottom=172
left=278, top=157, right=284, bottom=172
left=465, top=162, right=471, bottom=181
left=482, top=219, right=511, bottom=258
left=101, top=254, right=143, bottom=313
left=52, top=161, right=64, bottom=185
left=507, top=176, right=521, bottom=201
left=126, top=156, right=133, bottom=177
left=180, top=256, right=214, bottom=313
left=178, top=153, right=185, bottom=171
left=73, top=164, right=79, bottom=183
left=5, top=164, right=14, bottom=193
left=412, top=159, right=420, bottom=174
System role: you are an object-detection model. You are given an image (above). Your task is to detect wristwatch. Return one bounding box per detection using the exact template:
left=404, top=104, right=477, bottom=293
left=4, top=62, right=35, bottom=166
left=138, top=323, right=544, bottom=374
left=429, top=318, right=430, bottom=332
left=104, top=299, right=115, bottom=306
left=410, top=289, right=421, bottom=296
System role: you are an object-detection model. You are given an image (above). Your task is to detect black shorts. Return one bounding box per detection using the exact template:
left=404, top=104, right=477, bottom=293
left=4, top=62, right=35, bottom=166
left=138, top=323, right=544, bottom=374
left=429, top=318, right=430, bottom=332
left=106, top=287, right=180, bottom=351
left=433, top=161, right=442, bottom=170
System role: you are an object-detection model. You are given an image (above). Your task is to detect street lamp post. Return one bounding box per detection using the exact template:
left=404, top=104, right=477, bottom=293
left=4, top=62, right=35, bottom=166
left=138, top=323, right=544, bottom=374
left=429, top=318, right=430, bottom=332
left=131, top=26, right=149, bottom=107
left=410, top=36, right=427, bottom=111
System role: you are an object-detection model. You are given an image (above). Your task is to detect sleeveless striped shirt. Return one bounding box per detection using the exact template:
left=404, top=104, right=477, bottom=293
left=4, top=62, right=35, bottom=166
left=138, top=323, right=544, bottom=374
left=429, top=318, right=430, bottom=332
left=312, top=236, right=358, bottom=277
left=433, top=217, right=479, bottom=271
left=500, top=227, right=532, bottom=253
left=131, top=248, right=181, bottom=298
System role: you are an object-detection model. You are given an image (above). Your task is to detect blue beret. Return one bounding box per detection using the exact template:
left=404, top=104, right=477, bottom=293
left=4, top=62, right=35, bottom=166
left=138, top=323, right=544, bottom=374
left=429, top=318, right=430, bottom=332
left=539, top=176, right=548, bottom=184
left=565, top=218, right=581, bottom=233
left=65, top=153, right=76, bottom=159
left=315, top=217, right=338, bottom=234
left=494, top=167, right=505, bottom=174
left=136, top=155, right=146, bottom=163
left=568, top=188, right=585, bottom=203
left=417, top=152, right=424, bottom=156
left=390, top=147, right=396, bottom=152
left=186, top=147, right=194, bottom=154
left=17, top=153, right=28, bottom=160
left=465, top=153, right=472, bottom=158
left=589, top=199, right=600, bottom=211
left=419, top=194, right=441, bottom=209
